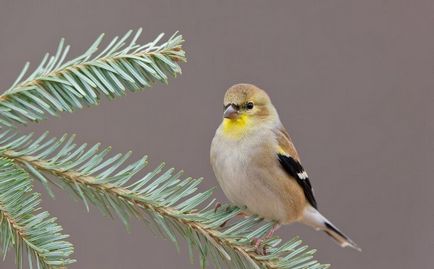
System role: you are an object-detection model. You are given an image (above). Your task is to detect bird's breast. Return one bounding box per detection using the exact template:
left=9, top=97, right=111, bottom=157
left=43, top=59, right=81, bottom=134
left=211, top=126, right=306, bottom=223
left=211, top=132, right=259, bottom=204
left=211, top=128, right=275, bottom=205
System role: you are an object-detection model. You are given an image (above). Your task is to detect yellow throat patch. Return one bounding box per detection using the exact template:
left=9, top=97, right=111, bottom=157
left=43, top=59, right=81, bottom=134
left=222, top=115, right=249, bottom=139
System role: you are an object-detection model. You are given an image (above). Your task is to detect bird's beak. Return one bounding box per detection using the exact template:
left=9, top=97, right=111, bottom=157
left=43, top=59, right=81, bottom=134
left=224, top=104, right=239, bottom=119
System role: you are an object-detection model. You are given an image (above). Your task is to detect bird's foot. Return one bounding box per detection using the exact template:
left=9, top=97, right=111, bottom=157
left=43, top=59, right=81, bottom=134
left=214, top=202, right=234, bottom=227
left=214, top=203, right=250, bottom=228
left=251, top=223, right=281, bottom=255
left=265, top=223, right=280, bottom=239
left=220, top=220, right=229, bottom=228
left=251, top=238, right=268, bottom=255
left=214, top=202, right=222, bottom=213
left=214, top=202, right=236, bottom=212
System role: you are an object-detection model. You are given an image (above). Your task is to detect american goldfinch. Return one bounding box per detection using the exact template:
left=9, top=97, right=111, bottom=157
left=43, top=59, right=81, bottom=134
left=210, top=83, right=360, bottom=251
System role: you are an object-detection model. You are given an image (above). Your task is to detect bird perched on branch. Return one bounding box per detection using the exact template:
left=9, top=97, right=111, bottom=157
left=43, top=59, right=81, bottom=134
left=210, top=83, right=360, bottom=252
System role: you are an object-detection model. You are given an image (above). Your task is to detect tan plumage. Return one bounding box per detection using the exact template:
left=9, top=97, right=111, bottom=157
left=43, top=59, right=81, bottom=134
left=210, top=83, right=360, bottom=251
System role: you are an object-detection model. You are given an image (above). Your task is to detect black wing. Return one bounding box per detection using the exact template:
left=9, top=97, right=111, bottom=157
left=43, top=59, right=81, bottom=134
left=277, top=154, right=318, bottom=209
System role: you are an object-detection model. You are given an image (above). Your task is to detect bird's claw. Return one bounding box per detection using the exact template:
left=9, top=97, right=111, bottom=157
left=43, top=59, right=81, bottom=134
left=219, top=220, right=229, bottom=228
left=214, top=202, right=222, bottom=213
left=214, top=203, right=251, bottom=228
left=251, top=224, right=280, bottom=255
left=251, top=238, right=268, bottom=255
left=214, top=202, right=231, bottom=227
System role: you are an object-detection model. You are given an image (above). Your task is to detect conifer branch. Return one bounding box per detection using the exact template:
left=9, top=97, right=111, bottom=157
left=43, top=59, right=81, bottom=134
left=0, top=131, right=329, bottom=269
left=0, top=29, right=328, bottom=269
left=0, top=158, right=74, bottom=269
left=0, top=29, right=185, bottom=128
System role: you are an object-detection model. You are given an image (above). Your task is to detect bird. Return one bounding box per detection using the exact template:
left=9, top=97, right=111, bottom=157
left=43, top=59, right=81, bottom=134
left=210, top=83, right=360, bottom=252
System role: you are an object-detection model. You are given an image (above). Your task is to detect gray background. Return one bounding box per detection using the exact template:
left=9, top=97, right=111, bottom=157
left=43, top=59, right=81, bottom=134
left=1, top=1, right=433, bottom=268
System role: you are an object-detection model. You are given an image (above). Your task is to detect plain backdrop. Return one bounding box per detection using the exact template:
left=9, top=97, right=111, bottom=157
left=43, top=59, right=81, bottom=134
left=0, top=1, right=433, bottom=268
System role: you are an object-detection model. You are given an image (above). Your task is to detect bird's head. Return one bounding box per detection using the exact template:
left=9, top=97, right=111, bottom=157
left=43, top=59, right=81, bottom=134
left=221, top=83, right=278, bottom=138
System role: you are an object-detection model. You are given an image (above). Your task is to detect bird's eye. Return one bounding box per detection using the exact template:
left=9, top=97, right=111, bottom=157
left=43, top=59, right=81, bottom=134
left=246, top=102, right=254, bottom=110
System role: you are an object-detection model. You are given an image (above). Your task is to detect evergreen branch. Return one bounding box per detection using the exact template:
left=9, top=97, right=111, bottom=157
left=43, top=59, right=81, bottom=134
left=0, top=157, right=74, bottom=269
left=0, top=29, right=185, bottom=128
left=0, top=131, right=329, bottom=269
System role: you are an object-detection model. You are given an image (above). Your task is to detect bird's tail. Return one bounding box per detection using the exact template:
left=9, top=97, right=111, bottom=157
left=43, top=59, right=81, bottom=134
left=301, top=207, right=361, bottom=251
